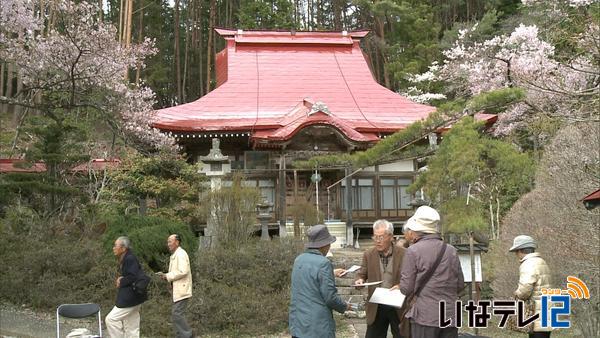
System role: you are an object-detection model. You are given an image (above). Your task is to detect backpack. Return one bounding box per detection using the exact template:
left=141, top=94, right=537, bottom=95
left=132, top=267, right=151, bottom=299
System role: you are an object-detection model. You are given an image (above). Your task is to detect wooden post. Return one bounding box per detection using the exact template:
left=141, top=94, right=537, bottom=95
left=345, top=166, right=354, bottom=247
left=293, top=170, right=300, bottom=237
left=279, top=154, right=287, bottom=237
left=469, top=231, right=479, bottom=335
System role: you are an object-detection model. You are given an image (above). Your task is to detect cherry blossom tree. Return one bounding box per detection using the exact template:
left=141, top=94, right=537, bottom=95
left=0, top=0, right=175, bottom=151
left=407, top=0, right=599, bottom=139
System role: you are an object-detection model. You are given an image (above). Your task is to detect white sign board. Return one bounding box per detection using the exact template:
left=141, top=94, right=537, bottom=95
left=458, top=253, right=483, bottom=282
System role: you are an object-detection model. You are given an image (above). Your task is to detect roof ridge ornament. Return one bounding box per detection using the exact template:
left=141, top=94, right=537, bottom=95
left=309, top=101, right=330, bottom=116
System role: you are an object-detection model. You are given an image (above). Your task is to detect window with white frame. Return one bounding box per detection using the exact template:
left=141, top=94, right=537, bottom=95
left=341, top=178, right=374, bottom=210
left=398, top=178, right=412, bottom=209
left=380, top=178, right=396, bottom=210
left=379, top=177, right=413, bottom=210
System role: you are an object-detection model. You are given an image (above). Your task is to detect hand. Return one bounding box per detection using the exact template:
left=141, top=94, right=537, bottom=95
left=334, top=268, right=347, bottom=278
left=115, top=276, right=122, bottom=288
left=390, top=284, right=400, bottom=291
left=354, top=278, right=364, bottom=288
left=346, top=303, right=353, bottom=311
left=158, top=272, right=167, bottom=280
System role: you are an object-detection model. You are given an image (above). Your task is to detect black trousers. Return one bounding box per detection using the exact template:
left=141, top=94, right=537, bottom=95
left=365, top=304, right=402, bottom=338
left=410, top=321, right=458, bottom=338
left=529, top=332, right=551, bottom=338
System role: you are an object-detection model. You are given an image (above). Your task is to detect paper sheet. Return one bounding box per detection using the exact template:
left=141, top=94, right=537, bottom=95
left=352, top=281, right=383, bottom=287
left=368, top=287, right=406, bottom=308
left=339, top=265, right=361, bottom=277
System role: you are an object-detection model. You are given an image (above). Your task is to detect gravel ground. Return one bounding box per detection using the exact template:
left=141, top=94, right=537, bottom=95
left=0, top=302, right=359, bottom=338
left=1, top=303, right=56, bottom=338
left=0, top=303, right=98, bottom=338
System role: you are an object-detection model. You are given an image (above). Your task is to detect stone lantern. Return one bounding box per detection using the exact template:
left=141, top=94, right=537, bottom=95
left=199, top=138, right=230, bottom=249
left=257, top=200, right=273, bottom=240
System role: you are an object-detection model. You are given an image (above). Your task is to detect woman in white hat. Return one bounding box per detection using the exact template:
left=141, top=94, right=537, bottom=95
left=509, top=235, right=552, bottom=338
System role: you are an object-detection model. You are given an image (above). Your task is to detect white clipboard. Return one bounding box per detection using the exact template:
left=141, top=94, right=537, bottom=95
left=368, top=287, right=406, bottom=308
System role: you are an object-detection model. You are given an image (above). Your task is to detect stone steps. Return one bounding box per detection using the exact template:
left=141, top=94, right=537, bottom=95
left=329, top=248, right=368, bottom=322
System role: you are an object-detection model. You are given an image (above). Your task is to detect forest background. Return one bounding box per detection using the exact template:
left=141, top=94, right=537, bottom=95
left=0, top=0, right=598, bottom=337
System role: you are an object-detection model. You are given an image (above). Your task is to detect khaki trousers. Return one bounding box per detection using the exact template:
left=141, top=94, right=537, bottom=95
left=105, top=305, right=141, bottom=338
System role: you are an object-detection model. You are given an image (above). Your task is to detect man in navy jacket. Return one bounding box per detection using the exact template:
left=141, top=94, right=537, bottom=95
left=106, top=236, right=146, bottom=338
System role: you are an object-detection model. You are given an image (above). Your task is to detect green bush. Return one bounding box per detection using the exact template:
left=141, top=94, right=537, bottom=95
left=0, top=232, right=115, bottom=309
left=189, top=238, right=304, bottom=336
left=0, top=212, right=305, bottom=337
left=101, top=213, right=198, bottom=271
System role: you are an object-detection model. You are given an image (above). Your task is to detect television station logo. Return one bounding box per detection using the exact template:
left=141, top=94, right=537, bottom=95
left=438, top=275, right=590, bottom=329
left=539, top=275, right=590, bottom=328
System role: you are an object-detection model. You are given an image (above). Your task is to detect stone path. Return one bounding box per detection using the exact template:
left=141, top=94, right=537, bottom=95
left=331, top=248, right=368, bottom=338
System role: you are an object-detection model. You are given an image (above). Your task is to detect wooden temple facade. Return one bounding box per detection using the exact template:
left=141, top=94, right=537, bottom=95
left=153, top=29, right=438, bottom=244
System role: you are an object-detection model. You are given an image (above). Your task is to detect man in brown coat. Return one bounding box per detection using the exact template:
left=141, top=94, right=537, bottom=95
left=355, top=219, right=408, bottom=338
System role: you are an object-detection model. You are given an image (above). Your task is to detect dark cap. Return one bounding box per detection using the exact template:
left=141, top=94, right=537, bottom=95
left=306, top=224, right=336, bottom=249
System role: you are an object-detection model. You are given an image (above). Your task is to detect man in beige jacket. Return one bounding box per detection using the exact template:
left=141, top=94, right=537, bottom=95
left=160, top=234, right=193, bottom=338
left=510, top=235, right=552, bottom=338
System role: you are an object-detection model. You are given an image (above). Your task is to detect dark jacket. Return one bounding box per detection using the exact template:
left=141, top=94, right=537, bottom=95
left=116, top=250, right=146, bottom=308
left=357, top=244, right=408, bottom=331
left=400, top=234, right=464, bottom=327
left=289, top=249, right=347, bottom=338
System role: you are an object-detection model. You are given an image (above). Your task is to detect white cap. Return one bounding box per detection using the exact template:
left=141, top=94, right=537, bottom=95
left=403, top=206, right=440, bottom=234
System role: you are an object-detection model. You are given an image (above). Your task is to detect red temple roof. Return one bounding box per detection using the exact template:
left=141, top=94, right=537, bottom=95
left=154, top=29, right=437, bottom=145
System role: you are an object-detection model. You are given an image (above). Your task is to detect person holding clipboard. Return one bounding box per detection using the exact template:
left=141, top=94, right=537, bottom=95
left=354, top=219, right=409, bottom=338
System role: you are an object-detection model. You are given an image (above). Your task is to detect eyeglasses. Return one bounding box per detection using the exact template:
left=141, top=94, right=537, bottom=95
left=371, top=235, right=390, bottom=242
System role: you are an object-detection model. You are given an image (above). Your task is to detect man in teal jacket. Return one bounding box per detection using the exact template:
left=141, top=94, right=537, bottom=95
left=289, top=224, right=350, bottom=338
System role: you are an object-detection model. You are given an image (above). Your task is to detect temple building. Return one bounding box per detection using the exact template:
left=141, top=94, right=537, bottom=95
left=153, top=29, right=440, bottom=245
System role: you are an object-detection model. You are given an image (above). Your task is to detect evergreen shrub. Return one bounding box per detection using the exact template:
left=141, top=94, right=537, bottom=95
left=188, top=238, right=304, bottom=336
left=0, top=210, right=303, bottom=336
left=0, top=232, right=114, bottom=309
left=101, top=213, right=197, bottom=270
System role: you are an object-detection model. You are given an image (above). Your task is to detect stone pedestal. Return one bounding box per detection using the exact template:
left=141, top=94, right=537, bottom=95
left=257, top=200, right=272, bottom=241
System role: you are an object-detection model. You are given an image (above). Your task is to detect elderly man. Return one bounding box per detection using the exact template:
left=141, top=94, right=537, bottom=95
left=400, top=206, right=464, bottom=338
left=355, top=219, right=407, bottom=338
left=289, top=224, right=351, bottom=338
left=159, top=234, right=193, bottom=338
left=510, top=235, right=552, bottom=338
left=106, top=236, right=146, bottom=338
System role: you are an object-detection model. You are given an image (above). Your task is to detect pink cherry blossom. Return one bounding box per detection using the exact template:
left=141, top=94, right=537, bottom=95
left=1, top=0, right=175, bottom=150
left=408, top=5, right=598, bottom=136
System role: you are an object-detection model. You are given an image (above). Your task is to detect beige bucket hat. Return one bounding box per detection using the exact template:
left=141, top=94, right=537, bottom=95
left=508, top=235, right=537, bottom=252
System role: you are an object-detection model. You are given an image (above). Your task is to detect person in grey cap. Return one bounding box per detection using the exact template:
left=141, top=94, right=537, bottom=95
left=400, top=206, right=464, bottom=338
left=289, top=224, right=351, bottom=338
left=509, top=235, right=552, bottom=338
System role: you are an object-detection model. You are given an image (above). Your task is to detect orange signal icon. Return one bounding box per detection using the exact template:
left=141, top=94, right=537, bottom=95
left=566, top=276, right=590, bottom=299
